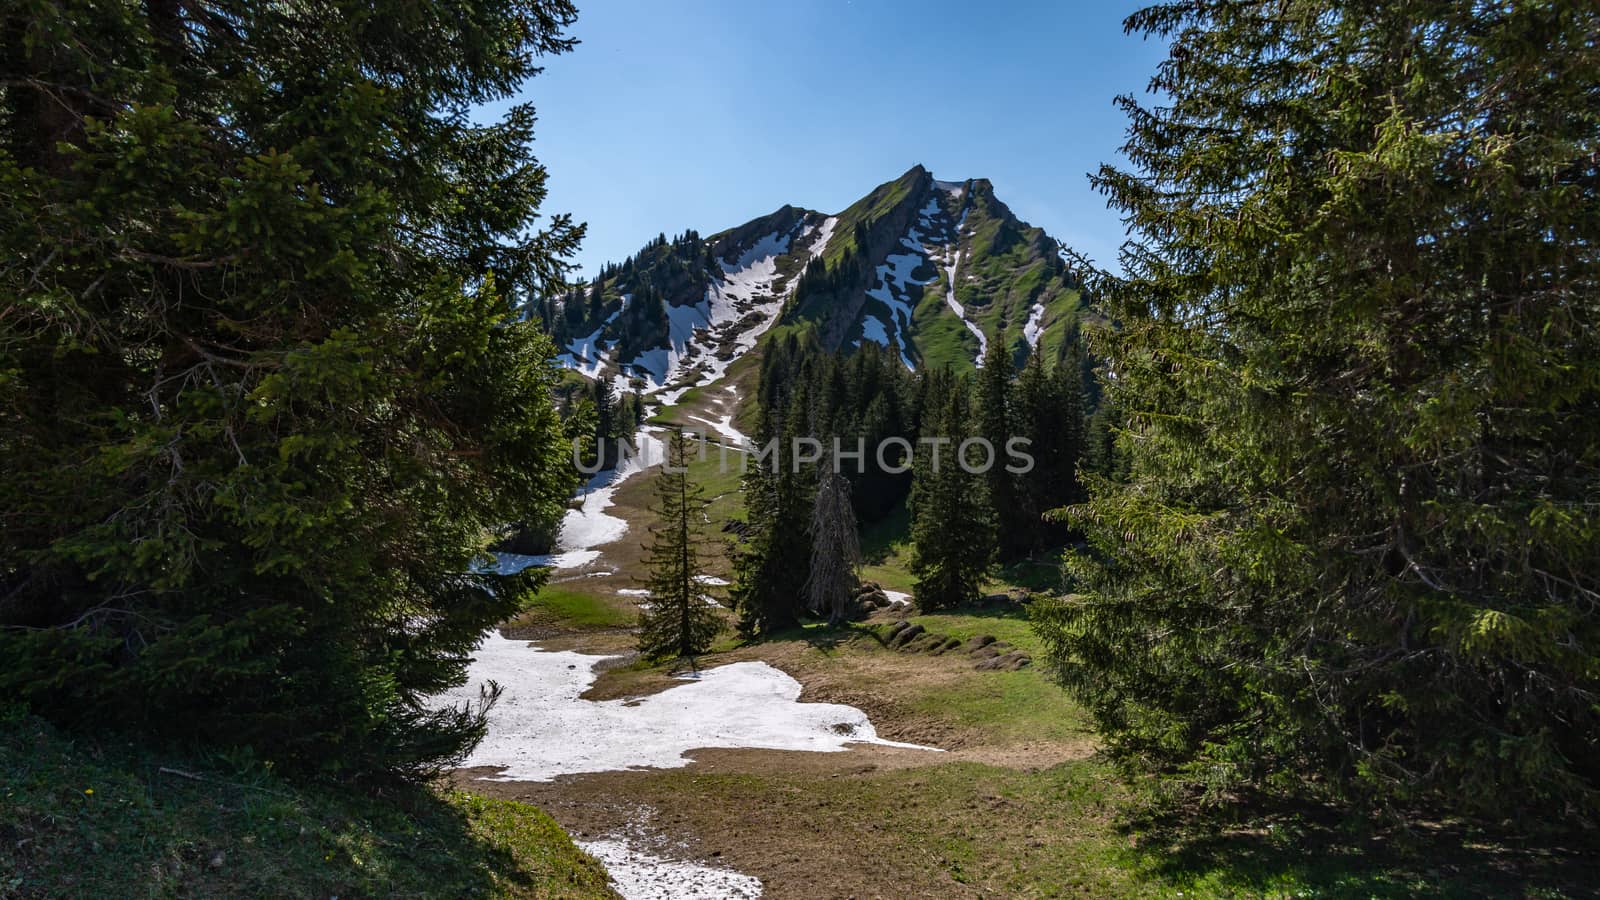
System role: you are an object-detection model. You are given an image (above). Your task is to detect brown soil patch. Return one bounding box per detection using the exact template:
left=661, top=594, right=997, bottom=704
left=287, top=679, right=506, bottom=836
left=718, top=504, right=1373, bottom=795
left=454, top=751, right=1101, bottom=900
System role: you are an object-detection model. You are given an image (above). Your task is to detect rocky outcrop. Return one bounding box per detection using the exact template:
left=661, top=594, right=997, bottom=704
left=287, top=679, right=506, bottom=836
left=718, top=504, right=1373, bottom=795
left=868, top=623, right=1031, bottom=671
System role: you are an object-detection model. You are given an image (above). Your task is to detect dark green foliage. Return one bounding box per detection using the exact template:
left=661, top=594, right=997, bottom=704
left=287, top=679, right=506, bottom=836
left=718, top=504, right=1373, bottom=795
left=977, top=338, right=1028, bottom=558
left=1036, top=0, right=1600, bottom=821
left=591, top=376, right=618, bottom=467
left=730, top=379, right=816, bottom=637
left=0, top=709, right=616, bottom=897
left=757, top=336, right=917, bottom=522
left=563, top=290, right=586, bottom=327
left=561, top=395, right=600, bottom=473
left=637, top=430, right=721, bottom=660
left=1015, top=345, right=1087, bottom=546
left=909, top=370, right=996, bottom=609
left=566, top=229, right=712, bottom=364
left=788, top=235, right=874, bottom=324
left=0, top=0, right=581, bottom=778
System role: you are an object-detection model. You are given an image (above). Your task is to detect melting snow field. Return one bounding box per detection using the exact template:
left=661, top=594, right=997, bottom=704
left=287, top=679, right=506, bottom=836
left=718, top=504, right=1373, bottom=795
left=483, top=428, right=665, bottom=574
left=440, top=630, right=938, bottom=782
left=578, top=838, right=763, bottom=900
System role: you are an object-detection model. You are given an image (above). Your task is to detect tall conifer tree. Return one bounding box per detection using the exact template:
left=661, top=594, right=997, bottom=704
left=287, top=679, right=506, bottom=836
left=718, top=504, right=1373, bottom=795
left=0, top=0, right=583, bottom=777
left=1036, top=0, right=1600, bottom=819
left=806, top=465, right=861, bottom=625
left=909, top=371, right=996, bottom=609
left=978, top=336, right=1026, bottom=557
left=731, top=383, right=815, bottom=636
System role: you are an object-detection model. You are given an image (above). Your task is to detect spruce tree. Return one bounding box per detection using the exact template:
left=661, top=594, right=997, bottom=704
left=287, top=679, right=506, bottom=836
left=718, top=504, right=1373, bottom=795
left=1013, top=345, right=1087, bottom=549
left=637, top=430, right=721, bottom=661
left=909, top=371, right=996, bottom=609
left=731, top=386, right=815, bottom=637
left=591, top=376, right=617, bottom=466
left=977, top=336, right=1026, bottom=557
left=1035, top=0, right=1600, bottom=819
left=0, top=0, right=582, bottom=777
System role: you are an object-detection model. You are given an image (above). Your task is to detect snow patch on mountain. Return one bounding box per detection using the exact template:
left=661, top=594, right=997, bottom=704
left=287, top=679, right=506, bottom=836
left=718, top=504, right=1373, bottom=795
left=862, top=197, right=950, bottom=370
left=857, top=314, right=890, bottom=347
left=555, top=302, right=624, bottom=378
left=903, top=192, right=987, bottom=366
left=590, top=215, right=837, bottom=407
left=1023, top=302, right=1048, bottom=347
left=937, top=205, right=986, bottom=364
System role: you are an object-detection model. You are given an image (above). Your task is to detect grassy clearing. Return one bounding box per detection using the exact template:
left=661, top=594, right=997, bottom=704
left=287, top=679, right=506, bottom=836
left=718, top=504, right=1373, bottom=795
left=525, top=585, right=638, bottom=630
left=861, top=499, right=1067, bottom=602
left=0, top=711, right=614, bottom=899
left=519, top=709, right=1593, bottom=899
left=904, top=605, right=1044, bottom=655
left=573, top=611, right=1596, bottom=898
left=902, top=667, right=1087, bottom=744
left=860, top=503, right=916, bottom=592
left=602, top=759, right=1145, bottom=897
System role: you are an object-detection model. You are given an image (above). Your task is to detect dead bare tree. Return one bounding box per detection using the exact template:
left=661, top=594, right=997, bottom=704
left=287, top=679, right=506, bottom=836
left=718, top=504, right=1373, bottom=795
left=805, top=464, right=861, bottom=625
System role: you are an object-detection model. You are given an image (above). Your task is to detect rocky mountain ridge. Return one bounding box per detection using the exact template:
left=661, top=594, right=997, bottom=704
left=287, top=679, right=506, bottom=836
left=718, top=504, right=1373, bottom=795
left=539, top=165, right=1088, bottom=404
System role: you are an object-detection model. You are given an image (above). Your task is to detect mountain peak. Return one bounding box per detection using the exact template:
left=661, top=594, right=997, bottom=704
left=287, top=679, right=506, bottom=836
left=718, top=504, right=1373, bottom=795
left=540, top=169, right=1086, bottom=403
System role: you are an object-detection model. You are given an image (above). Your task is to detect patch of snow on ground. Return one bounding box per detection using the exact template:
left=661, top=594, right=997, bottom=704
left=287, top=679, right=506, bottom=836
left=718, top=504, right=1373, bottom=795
left=441, top=630, right=939, bottom=782
left=625, top=347, right=671, bottom=383
left=687, top=413, right=745, bottom=447
left=505, top=428, right=665, bottom=573
left=882, top=589, right=913, bottom=608
left=579, top=837, right=762, bottom=900
left=1023, top=302, right=1048, bottom=347
left=479, top=550, right=596, bottom=574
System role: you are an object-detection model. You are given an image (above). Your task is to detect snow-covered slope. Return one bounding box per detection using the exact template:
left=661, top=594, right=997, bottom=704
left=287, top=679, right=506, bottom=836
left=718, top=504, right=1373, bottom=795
left=550, top=210, right=835, bottom=404
left=544, top=165, right=1087, bottom=401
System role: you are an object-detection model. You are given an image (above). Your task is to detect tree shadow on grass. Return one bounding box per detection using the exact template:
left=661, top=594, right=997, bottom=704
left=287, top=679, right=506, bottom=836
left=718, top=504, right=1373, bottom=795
left=1121, top=798, right=1600, bottom=899
left=1, top=712, right=613, bottom=898
left=746, top=618, right=876, bottom=654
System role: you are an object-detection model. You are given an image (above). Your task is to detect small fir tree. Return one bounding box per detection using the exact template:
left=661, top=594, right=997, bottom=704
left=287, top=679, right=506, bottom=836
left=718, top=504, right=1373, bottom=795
left=637, top=430, right=721, bottom=660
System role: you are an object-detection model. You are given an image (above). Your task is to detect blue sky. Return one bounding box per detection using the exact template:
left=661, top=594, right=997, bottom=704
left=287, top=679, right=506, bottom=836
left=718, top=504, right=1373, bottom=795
left=510, top=1, right=1167, bottom=277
